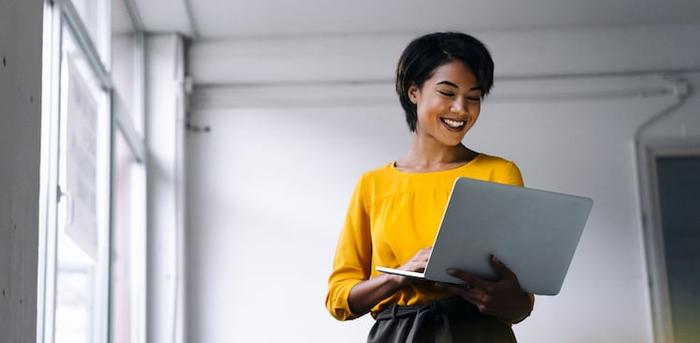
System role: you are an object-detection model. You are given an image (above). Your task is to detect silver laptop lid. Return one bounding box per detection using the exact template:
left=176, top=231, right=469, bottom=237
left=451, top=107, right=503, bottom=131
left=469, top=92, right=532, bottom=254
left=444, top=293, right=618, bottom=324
left=424, top=177, right=593, bottom=295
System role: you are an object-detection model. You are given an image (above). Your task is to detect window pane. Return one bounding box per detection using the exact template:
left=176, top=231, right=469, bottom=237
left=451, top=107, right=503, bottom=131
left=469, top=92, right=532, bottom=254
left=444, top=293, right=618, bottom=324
left=55, top=25, right=110, bottom=343
left=69, top=0, right=110, bottom=67
left=111, top=0, right=143, bottom=135
left=110, top=130, right=146, bottom=343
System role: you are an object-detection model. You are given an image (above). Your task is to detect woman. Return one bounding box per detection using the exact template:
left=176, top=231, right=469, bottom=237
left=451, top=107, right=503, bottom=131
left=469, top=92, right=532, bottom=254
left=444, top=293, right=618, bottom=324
left=326, top=32, right=534, bottom=342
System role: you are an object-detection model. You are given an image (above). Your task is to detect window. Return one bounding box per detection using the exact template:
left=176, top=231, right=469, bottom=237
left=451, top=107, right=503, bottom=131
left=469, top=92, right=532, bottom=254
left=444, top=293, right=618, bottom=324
left=67, top=0, right=111, bottom=67
left=51, top=14, right=112, bottom=343
left=110, top=130, right=146, bottom=343
left=38, top=1, right=146, bottom=342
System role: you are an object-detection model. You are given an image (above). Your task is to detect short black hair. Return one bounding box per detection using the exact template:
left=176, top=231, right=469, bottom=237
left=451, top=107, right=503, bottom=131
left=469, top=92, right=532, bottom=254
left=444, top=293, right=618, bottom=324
left=395, top=32, right=494, bottom=132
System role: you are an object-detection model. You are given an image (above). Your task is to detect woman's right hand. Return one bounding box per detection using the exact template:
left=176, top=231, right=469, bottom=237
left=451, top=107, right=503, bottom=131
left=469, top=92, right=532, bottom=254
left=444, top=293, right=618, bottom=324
left=394, top=247, right=432, bottom=287
left=347, top=247, right=433, bottom=316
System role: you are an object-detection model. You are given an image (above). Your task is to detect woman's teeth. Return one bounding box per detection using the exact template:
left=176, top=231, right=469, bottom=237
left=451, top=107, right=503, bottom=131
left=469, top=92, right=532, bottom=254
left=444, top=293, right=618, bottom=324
left=442, top=118, right=465, bottom=128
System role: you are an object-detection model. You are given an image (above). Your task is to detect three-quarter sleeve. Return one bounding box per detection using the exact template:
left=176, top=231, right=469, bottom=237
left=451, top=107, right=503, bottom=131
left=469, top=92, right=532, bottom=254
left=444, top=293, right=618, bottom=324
left=325, top=176, right=373, bottom=321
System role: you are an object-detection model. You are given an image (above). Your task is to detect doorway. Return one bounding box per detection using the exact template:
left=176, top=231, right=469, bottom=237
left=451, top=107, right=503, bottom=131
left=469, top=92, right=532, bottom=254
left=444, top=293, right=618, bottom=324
left=655, top=155, right=700, bottom=342
left=638, top=138, right=700, bottom=343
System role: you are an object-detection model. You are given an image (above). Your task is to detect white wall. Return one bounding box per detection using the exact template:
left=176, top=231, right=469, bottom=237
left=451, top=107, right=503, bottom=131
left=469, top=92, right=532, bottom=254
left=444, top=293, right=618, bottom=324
left=186, top=26, right=700, bottom=343
left=0, top=0, right=44, bottom=341
left=186, top=106, right=405, bottom=342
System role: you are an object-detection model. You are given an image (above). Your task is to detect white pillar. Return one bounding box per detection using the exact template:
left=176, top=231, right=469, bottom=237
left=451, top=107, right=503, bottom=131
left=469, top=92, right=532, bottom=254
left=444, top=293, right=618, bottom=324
left=145, top=34, right=187, bottom=343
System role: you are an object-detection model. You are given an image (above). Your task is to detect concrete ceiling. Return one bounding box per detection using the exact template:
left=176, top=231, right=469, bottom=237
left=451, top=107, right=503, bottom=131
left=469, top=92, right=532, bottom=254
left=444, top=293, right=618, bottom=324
left=132, top=0, right=700, bottom=39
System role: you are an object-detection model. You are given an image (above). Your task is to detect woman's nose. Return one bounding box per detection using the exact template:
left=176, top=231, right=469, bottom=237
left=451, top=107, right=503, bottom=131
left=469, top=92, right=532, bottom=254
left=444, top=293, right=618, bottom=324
left=450, top=99, right=468, bottom=114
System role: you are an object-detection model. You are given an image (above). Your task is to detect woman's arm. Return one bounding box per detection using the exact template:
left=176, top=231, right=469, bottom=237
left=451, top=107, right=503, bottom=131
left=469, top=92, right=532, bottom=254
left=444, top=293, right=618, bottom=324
left=347, top=274, right=402, bottom=316
left=347, top=247, right=432, bottom=316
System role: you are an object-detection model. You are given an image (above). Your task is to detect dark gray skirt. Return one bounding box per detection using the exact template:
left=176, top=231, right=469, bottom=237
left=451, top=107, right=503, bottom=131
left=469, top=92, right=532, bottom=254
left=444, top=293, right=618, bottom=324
left=367, top=297, right=516, bottom=343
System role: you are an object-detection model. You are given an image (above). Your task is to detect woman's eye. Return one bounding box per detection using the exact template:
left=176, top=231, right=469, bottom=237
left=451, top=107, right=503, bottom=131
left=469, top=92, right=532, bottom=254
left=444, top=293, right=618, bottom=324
left=438, top=91, right=454, bottom=97
left=466, top=97, right=481, bottom=103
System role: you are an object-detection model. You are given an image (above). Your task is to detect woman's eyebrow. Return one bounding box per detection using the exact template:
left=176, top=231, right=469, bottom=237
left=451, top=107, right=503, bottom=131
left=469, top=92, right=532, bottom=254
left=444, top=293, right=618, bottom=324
left=436, top=80, right=459, bottom=88
left=436, top=80, right=481, bottom=91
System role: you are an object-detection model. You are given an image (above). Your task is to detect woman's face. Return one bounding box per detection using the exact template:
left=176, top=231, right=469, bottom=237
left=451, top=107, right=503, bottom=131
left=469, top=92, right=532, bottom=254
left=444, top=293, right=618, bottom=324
left=408, top=60, right=483, bottom=146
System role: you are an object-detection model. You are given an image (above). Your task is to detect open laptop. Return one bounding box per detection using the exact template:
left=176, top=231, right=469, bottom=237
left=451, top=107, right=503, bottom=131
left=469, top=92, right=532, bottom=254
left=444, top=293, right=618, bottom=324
left=376, top=177, right=593, bottom=295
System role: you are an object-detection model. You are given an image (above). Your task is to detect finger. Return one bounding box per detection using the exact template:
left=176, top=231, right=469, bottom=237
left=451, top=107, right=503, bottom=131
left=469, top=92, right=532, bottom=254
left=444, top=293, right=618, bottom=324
left=419, top=248, right=432, bottom=257
left=439, top=284, right=488, bottom=311
left=436, top=283, right=471, bottom=299
left=447, top=269, right=493, bottom=290
left=412, top=248, right=431, bottom=261
left=461, top=287, right=493, bottom=315
left=405, top=262, right=426, bottom=273
left=490, top=255, right=516, bottom=279
left=465, top=287, right=489, bottom=306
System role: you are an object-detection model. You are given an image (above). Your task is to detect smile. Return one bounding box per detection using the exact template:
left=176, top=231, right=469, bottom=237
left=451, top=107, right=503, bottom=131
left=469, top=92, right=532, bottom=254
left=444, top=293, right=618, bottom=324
left=440, top=117, right=466, bottom=131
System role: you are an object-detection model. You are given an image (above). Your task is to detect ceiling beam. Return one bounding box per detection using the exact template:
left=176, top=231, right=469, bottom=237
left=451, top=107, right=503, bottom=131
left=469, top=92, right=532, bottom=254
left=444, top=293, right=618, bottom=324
left=131, top=0, right=196, bottom=37
left=188, top=25, right=700, bottom=86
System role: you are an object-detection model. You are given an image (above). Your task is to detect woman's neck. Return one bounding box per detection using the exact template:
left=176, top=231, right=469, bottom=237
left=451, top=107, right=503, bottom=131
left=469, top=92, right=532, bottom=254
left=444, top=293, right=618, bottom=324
left=397, top=135, right=475, bottom=170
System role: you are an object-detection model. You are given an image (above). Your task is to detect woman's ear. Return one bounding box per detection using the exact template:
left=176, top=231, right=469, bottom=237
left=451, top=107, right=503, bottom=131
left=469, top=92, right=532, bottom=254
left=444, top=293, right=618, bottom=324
left=408, top=84, right=419, bottom=104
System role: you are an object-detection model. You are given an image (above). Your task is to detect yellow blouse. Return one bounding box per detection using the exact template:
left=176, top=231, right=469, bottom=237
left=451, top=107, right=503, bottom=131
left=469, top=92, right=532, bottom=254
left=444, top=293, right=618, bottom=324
left=325, top=153, right=525, bottom=321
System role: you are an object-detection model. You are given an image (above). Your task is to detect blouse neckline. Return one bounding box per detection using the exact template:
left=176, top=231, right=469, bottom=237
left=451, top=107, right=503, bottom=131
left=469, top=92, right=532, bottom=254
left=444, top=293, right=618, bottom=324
left=389, top=153, right=482, bottom=176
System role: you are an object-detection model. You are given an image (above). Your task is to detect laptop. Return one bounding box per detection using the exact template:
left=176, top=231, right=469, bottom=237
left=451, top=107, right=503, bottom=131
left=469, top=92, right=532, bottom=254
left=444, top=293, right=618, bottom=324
left=376, top=177, right=593, bottom=295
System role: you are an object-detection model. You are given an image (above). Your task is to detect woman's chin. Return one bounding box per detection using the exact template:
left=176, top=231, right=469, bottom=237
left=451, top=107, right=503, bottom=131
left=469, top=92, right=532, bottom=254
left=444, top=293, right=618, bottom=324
left=438, top=134, right=467, bottom=147
left=418, top=128, right=468, bottom=146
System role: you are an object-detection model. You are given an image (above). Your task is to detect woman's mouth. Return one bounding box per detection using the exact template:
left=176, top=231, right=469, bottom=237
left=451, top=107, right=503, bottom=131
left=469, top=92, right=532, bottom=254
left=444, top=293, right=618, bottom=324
left=440, top=117, right=466, bottom=131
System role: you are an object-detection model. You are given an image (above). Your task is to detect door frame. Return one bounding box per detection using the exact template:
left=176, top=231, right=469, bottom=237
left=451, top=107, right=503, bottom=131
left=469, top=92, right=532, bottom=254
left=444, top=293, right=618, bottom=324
left=636, top=136, right=700, bottom=343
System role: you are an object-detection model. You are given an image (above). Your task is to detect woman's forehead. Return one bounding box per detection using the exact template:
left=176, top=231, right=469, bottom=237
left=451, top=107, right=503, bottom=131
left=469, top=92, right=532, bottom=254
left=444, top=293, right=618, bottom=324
left=429, top=61, right=479, bottom=89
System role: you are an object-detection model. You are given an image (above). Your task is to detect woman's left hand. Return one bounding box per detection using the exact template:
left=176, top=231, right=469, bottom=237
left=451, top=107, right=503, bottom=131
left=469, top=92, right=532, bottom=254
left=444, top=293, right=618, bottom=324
left=437, top=255, right=533, bottom=324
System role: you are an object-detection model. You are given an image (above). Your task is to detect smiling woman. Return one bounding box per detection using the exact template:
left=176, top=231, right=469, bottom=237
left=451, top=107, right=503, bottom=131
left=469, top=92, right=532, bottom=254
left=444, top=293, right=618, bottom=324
left=325, top=32, right=534, bottom=342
